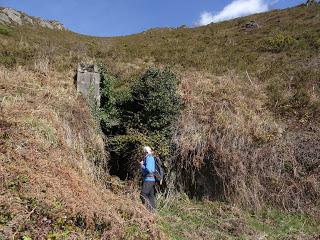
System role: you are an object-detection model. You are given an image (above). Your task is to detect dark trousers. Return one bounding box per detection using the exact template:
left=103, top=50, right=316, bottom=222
left=140, top=181, right=156, bottom=211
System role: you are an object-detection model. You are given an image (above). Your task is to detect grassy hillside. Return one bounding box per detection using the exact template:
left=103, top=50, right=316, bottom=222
left=104, top=4, right=319, bottom=212
left=0, top=3, right=320, bottom=239
left=0, top=67, right=162, bottom=239
left=1, top=4, right=319, bottom=124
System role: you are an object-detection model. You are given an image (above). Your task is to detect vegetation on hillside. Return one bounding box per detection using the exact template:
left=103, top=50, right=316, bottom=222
left=158, top=194, right=320, bottom=240
left=0, top=67, right=162, bottom=239
left=0, top=2, right=319, bottom=239
left=99, top=67, right=181, bottom=181
left=102, top=4, right=320, bottom=212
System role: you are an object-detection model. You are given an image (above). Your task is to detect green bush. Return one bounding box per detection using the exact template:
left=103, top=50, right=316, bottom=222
left=99, top=67, right=181, bottom=179
left=99, top=67, right=121, bottom=133
left=0, top=25, right=11, bottom=35
left=115, top=68, right=181, bottom=159
left=122, top=68, right=181, bottom=133
left=262, top=33, right=296, bottom=53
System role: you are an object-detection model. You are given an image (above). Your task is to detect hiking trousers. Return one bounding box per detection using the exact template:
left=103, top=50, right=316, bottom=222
left=140, top=181, right=156, bottom=211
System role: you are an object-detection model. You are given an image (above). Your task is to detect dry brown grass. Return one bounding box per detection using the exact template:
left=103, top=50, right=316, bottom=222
left=171, top=70, right=320, bottom=214
left=0, top=66, right=165, bottom=239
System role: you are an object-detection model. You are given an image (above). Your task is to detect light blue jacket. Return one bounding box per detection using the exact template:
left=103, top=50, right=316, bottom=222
left=141, top=154, right=155, bottom=182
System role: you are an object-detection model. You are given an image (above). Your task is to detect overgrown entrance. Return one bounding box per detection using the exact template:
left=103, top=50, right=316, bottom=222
left=98, top=67, right=181, bottom=182
left=108, top=148, right=138, bottom=181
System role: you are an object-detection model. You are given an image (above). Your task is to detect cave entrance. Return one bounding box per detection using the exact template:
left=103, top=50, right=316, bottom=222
left=176, top=151, right=225, bottom=201
left=107, top=143, right=141, bottom=181
left=108, top=154, right=134, bottom=181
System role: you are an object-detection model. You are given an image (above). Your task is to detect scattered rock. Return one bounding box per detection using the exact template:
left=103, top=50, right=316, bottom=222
left=177, top=25, right=187, bottom=29
left=49, top=20, right=65, bottom=30
left=245, top=20, right=259, bottom=29
left=306, top=0, right=319, bottom=6
left=38, top=18, right=54, bottom=29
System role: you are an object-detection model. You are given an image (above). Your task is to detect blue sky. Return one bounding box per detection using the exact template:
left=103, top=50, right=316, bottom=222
left=1, top=0, right=304, bottom=36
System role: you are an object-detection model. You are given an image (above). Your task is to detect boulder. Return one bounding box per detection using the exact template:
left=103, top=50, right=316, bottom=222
left=23, top=15, right=34, bottom=24
left=0, top=13, right=11, bottom=24
left=306, top=0, right=319, bottom=6
left=2, top=8, right=22, bottom=25
left=245, top=20, right=259, bottom=29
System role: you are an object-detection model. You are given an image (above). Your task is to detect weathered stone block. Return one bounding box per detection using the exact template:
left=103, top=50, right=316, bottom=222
left=76, top=64, right=100, bottom=106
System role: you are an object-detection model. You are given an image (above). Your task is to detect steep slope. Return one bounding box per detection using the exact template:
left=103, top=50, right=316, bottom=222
left=0, top=68, right=162, bottom=239
left=106, top=4, right=320, bottom=211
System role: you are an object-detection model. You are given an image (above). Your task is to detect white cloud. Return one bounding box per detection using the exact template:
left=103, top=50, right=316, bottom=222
left=197, top=0, right=269, bottom=26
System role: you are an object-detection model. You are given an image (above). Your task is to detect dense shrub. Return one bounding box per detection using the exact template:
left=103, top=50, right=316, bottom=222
left=99, top=67, right=121, bottom=133
left=121, top=68, right=181, bottom=134
left=99, top=67, right=181, bottom=180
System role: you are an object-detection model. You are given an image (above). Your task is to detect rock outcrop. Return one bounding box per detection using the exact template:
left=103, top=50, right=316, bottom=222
left=306, top=0, right=319, bottom=6
left=0, top=7, right=66, bottom=30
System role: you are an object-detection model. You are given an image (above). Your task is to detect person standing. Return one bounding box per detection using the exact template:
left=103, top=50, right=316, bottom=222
left=140, top=146, right=156, bottom=211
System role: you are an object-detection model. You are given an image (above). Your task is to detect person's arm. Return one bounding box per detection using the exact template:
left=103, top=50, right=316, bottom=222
left=140, top=158, right=147, bottom=176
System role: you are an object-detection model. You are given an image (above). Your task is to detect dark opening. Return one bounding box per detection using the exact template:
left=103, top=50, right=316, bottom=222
left=108, top=144, right=141, bottom=181
left=108, top=154, right=131, bottom=180
left=176, top=151, right=225, bottom=201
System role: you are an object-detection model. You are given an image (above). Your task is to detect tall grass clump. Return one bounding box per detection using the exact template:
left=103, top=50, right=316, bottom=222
left=171, top=71, right=320, bottom=213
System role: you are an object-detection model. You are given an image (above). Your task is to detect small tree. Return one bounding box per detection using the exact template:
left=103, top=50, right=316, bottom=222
left=122, top=68, right=181, bottom=135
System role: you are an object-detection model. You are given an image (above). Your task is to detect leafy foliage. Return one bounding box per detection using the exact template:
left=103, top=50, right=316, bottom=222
left=99, top=67, right=181, bottom=180
left=99, top=67, right=121, bottom=133
left=121, top=68, right=181, bottom=134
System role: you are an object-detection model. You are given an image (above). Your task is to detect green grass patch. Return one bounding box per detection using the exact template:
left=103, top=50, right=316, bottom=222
left=246, top=209, right=320, bottom=239
left=158, top=194, right=320, bottom=240
left=0, top=25, right=11, bottom=35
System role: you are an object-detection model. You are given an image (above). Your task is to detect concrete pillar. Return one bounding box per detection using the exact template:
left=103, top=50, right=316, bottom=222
left=76, top=64, right=100, bottom=106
